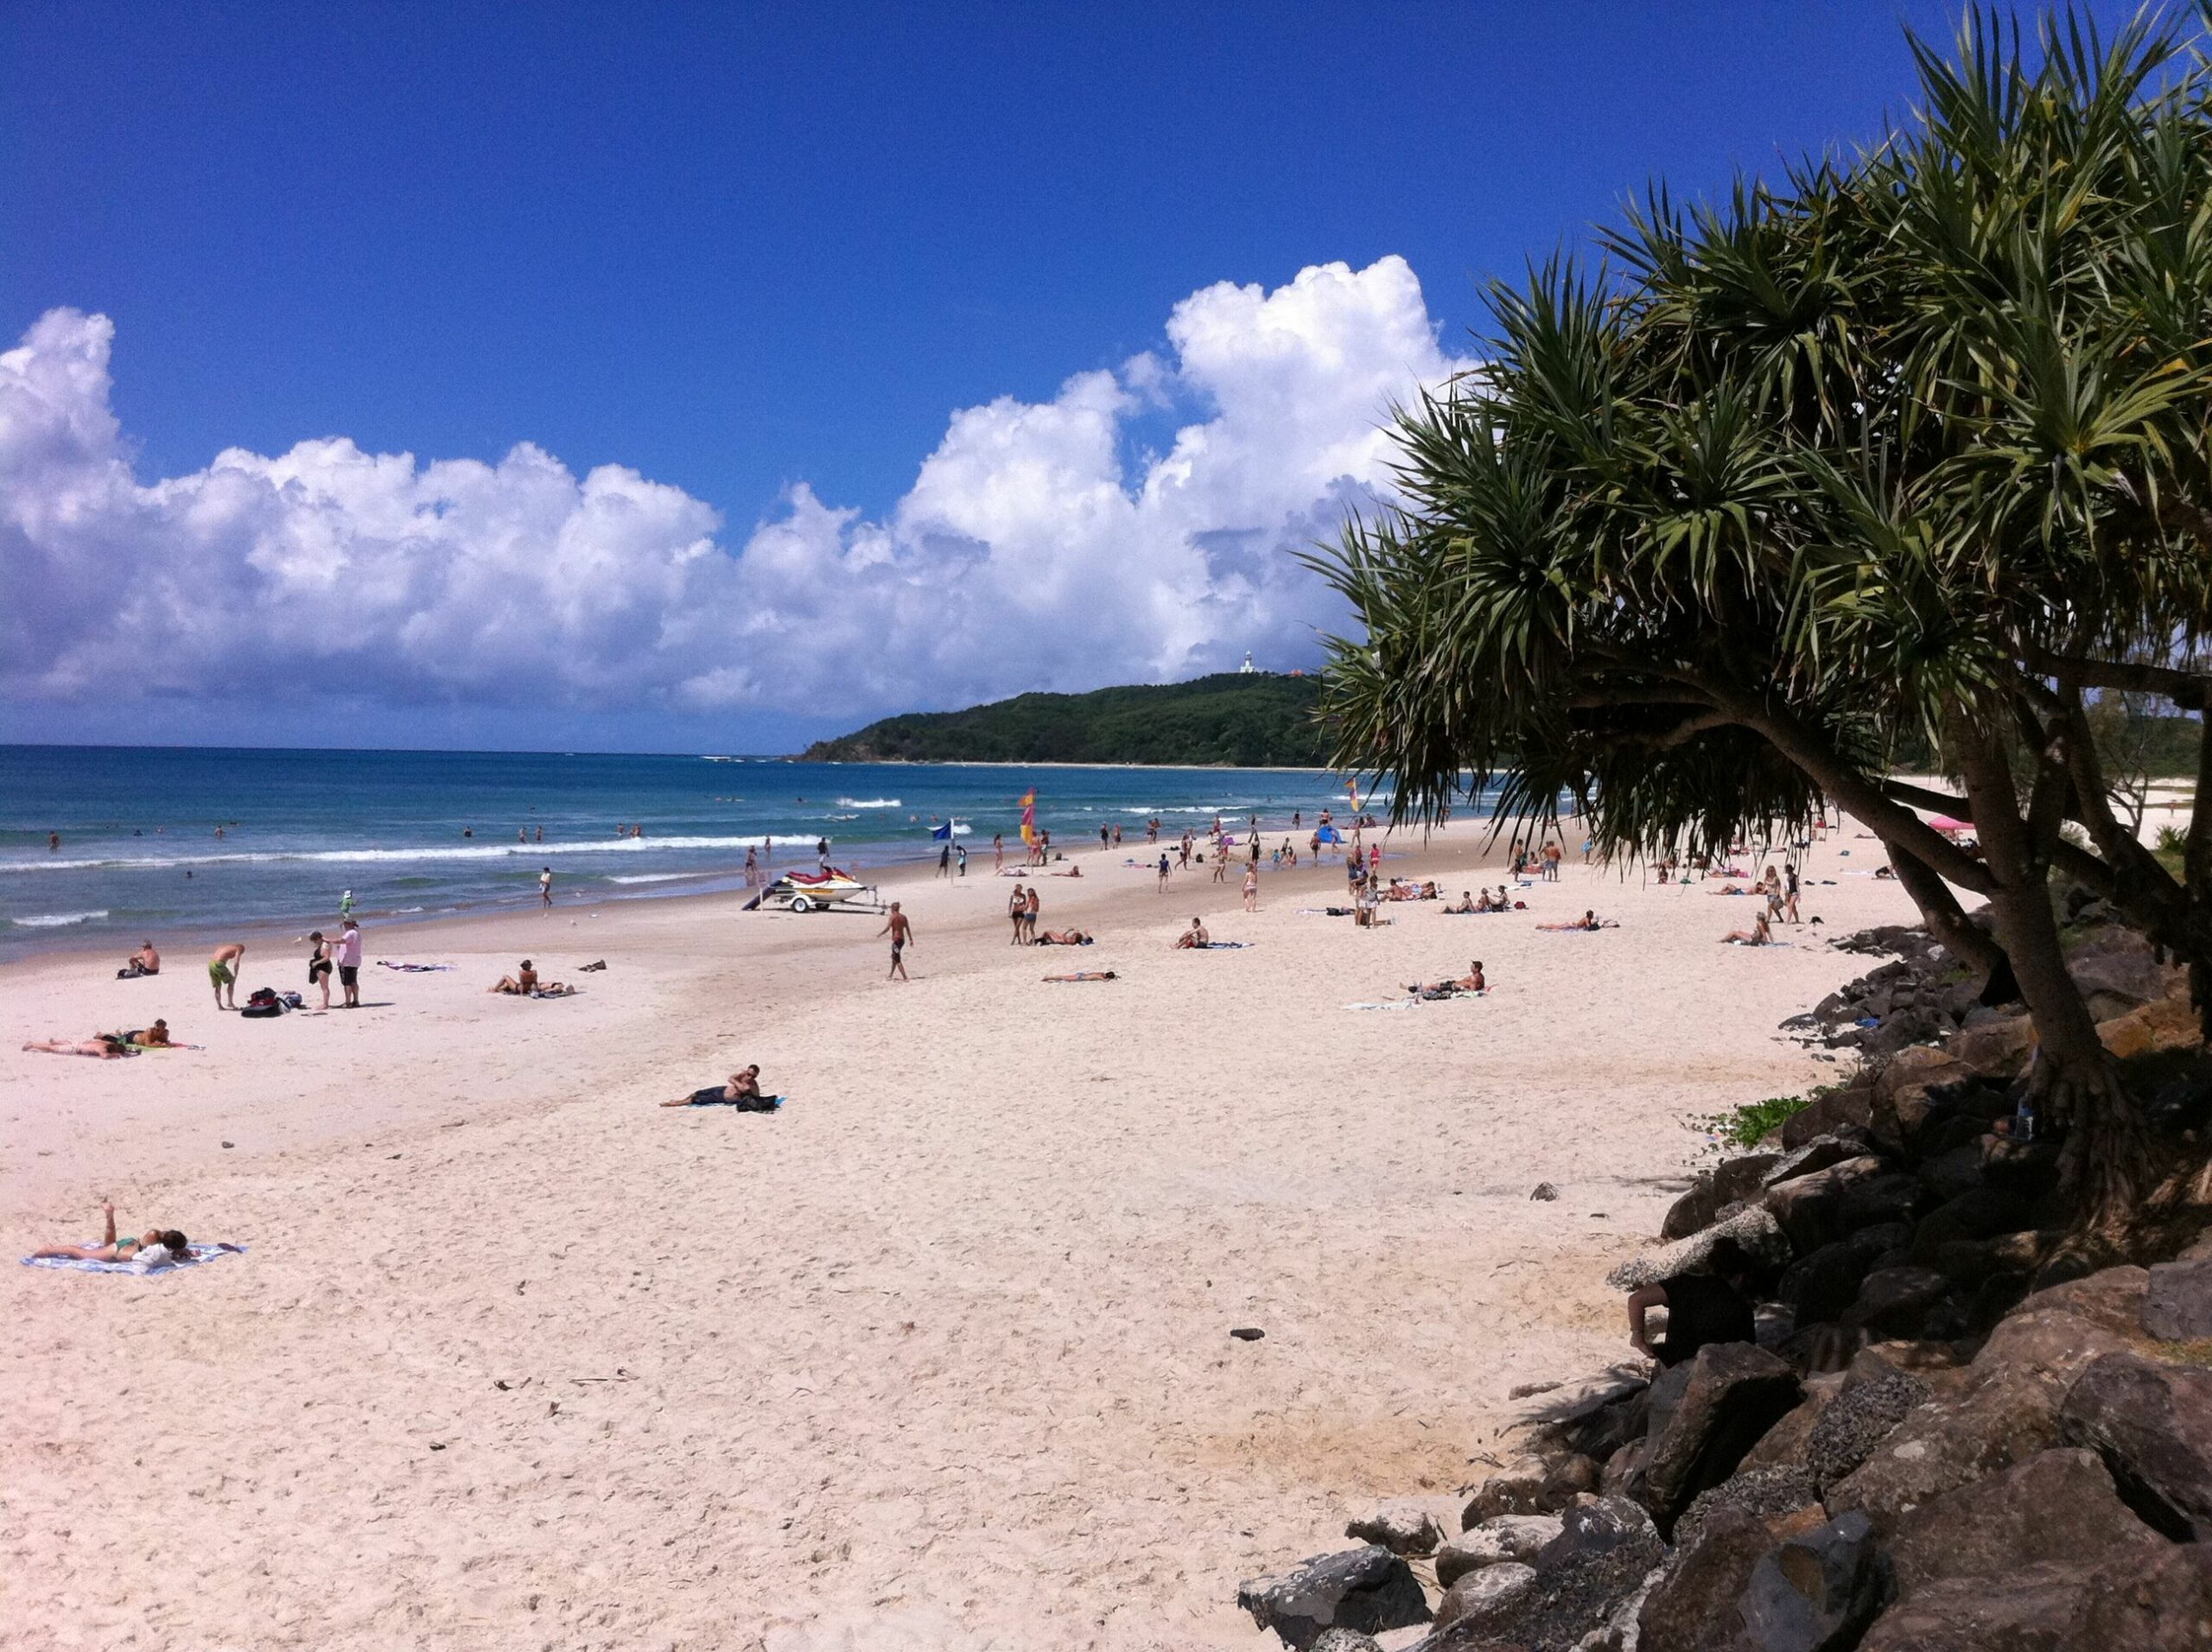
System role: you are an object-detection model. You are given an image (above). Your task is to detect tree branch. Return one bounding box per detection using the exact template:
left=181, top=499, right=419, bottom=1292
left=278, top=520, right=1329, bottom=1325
left=2018, top=644, right=2212, bottom=711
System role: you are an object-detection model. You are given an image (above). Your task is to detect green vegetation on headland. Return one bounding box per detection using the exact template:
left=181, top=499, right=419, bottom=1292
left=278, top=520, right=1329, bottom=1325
left=800, top=672, right=1329, bottom=766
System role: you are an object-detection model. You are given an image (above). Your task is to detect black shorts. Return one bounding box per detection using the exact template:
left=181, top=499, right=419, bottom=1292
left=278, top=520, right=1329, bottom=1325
left=308, top=960, right=333, bottom=981
left=339, top=964, right=359, bottom=987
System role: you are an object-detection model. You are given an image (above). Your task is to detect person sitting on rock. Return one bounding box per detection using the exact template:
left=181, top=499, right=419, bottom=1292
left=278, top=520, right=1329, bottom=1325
left=1624, top=1238, right=1758, bottom=1367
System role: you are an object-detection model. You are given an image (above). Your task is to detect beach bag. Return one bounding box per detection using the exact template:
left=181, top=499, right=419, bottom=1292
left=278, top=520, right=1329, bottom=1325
left=240, top=987, right=285, bottom=1019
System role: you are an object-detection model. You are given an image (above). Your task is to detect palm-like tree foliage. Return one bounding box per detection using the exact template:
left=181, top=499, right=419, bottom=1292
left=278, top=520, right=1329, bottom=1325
left=1314, top=4, right=2212, bottom=1219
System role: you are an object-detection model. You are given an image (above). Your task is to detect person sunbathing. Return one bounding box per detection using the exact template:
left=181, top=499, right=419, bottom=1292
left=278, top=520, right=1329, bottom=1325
left=98, top=1020, right=172, bottom=1047
left=118, top=940, right=161, bottom=978
left=1721, top=912, right=1774, bottom=945
left=1173, top=918, right=1211, bottom=949
left=1036, top=929, right=1094, bottom=945
left=23, top=1034, right=136, bottom=1058
left=663, top=1064, right=773, bottom=1108
left=1044, top=969, right=1118, bottom=982
left=1406, top=961, right=1487, bottom=998
left=32, top=1201, right=186, bottom=1264
left=491, top=961, right=540, bottom=994
left=1446, top=891, right=1476, bottom=914
left=1536, top=910, right=1608, bottom=931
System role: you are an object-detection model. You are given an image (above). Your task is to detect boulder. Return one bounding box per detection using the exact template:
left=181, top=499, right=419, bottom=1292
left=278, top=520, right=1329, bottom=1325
left=1433, top=1515, right=1560, bottom=1588
left=1634, top=1504, right=1797, bottom=1652
left=1306, top=1633, right=1382, bottom=1652
left=1909, top=1188, right=2042, bottom=1264
left=1431, top=1561, right=1535, bottom=1634
left=1782, top=1088, right=1872, bottom=1150
left=1929, top=1229, right=2044, bottom=1290
left=1872, top=1047, right=1974, bottom=1154
left=2058, top=1351, right=2212, bottom=1540
left=1532, top=1495, right=1658, bottom=1574
left=1887, top=1447, right=2164, bottom=1600
left=1414, top=1534, right=1665, bottom=1651
left=2069, top=945, right=2173, bottom=1019
left=2098, top=991, right=2201, bottom=1058
left=1913, top=1143, right=1986, bottom=1204
left=2003, top=1266, right=2150, bottom=1345
left=1840, top=1266, right=1952, bottom=1338
left=1824, top=1357, right=2075, bottom=1535
left=2067, top=1536, right=2212, bottom=1649
left=1597, top=1436, right=1649, bottom=1503
left=1738, top=1373, right=1843, bottom=1472
left=1643, top=1344, right=1802, bottom=1530
left=1737, top=1510, right=1885, bottom=1652
left=1761, top=1135, right=1859, bottom=1190
left=1605, top=1204, right=1791, bottom=1293
left=1663, top=1153, right=1782, bottom=1241
left=1764, top=1159, right=1920, bottom=1255
left=1236, top=1547, right=1431, bottom=1649
left=1778, top=1223, right=1910, bottom=1325
left=1976, top=1138, right=2061, bottom=1198
left=1459, top=1469, right=1547, bottom=1528
left=1855, top=1562, right=2094, bottom=1651
left=1537, top=1452, right=1602, bottom=1508
left=1343, top=1502, right=1443, bottom=1557
left=1671, top=1465, right=1821, bottom=1553
left=1945, top=1013, right=2035, bottom=1081
left=1803, top=1370, right=1928, bottom=1490
left=2142, top=1258, right=2212, bottom=1342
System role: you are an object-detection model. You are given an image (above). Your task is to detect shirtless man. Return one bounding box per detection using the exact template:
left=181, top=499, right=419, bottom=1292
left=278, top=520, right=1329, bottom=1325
left=120, top=939, right=161, bottom=978
left=207, top=943, right=245, bottom=1010
left=664, top=1064, right=766, bottom=1107
left=879, top=902, right=915, bottom=980
left=1173, top=916, right=1211, bottom=950
left=491, top=960, right=541, bottom=994
left=1407, top=961, right=1486, bottom=997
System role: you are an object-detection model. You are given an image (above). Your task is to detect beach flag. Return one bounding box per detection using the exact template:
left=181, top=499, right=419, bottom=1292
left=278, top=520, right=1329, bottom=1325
left=1347, top=778, right=1361, bottom=812
left=931, top=821, right=952, bottom=841
left=1019, top=789, right=1037, bottom=847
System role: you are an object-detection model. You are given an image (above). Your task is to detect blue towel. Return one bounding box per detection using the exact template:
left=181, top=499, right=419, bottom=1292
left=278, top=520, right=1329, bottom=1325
left=22, top=1242, right=245, bottom=1277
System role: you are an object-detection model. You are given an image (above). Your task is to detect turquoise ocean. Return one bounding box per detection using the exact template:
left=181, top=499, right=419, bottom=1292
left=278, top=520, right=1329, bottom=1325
left=0, top=746, right=1391, bottom=957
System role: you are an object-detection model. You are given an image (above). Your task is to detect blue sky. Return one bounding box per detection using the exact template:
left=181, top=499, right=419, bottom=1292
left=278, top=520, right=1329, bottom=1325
left=0, top=2, right=2142, bottom=753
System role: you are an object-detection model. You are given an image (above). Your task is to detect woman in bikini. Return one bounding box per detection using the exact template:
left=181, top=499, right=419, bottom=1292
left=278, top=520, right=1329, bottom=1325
left=23, top=1034, right=136, bottom=1058
left=31, top=1201, right=187, bottom=1264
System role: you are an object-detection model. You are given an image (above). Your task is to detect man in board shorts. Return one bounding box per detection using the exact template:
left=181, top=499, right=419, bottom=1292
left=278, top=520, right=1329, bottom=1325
left=207, top=943, right=245, bottom=1010
left=335, top=918, right=364, bottom=1008
left=878, top=902, right=915, bottom=981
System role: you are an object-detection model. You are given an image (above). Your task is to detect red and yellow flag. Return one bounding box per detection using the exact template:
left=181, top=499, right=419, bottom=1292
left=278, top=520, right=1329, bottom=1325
left=1019, top=789, right=1037, bottom=846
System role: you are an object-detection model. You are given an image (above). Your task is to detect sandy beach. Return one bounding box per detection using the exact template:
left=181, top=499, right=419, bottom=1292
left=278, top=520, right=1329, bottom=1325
left=2, top=821, right=1919, bottom=1650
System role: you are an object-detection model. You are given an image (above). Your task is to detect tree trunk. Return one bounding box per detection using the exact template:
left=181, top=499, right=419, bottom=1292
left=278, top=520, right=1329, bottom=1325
left=1885, top=845, right=2016, bottom=1001
left=2189, top=708, right=2212, bottom=1039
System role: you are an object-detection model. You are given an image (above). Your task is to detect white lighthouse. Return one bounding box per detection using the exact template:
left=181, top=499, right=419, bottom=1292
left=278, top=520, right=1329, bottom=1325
left=1239, top=651, right=1256, bottom=674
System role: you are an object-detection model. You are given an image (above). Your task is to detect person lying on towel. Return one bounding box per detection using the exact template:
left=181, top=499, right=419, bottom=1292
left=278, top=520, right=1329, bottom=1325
left=662, top=1064, right=778, bottom=1110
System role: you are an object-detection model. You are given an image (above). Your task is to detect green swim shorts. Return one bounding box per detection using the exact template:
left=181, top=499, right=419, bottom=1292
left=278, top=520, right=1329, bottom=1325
left=208, top=959, right=233, bottom=985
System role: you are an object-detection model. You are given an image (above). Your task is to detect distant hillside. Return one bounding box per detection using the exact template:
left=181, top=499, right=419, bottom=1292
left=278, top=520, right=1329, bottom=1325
left=802, top=673, right=1330, bottom=766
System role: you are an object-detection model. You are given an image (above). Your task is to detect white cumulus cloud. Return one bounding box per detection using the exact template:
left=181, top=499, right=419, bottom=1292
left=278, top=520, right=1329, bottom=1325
left=0, top=257, right=1471, bottom=727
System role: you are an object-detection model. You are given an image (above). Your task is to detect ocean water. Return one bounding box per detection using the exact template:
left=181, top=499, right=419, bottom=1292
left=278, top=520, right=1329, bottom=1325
left=0, top=746, right=1377, bottom=956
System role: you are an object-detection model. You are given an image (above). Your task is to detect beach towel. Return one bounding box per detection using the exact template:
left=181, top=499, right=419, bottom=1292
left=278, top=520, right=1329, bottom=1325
left=680, top=1090, right=783, bottom=1112
left=1199, top=941, right=1250, bottom=950
left=1342, top=999, right=1417, bottom=1012
left=378, top=960, right=454, bottom=973
left=22, top=1242, right=245, bottom=1277
left=530, top=988, right=579, bottom=1000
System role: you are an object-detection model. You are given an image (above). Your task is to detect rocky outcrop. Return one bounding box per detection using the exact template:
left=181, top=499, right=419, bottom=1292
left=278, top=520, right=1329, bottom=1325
left=1236, top=1547, right=1429, bottom=1649
left=1433, top=1514, right=1559, bottom=1587
left=1738, top=1510, right=1886, bottom=1651
left=1641, top=1344, right=1801, bottom=1529
left=2058, top=1351, right=2212, bottom=1540
left=1342, top=1503, right=1442, bottom=1557
left=1885, top=1447, right=2164, bottom=1598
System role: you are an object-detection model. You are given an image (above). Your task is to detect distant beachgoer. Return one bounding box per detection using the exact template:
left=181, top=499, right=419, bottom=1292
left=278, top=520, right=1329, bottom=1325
left=817, top=838, right=830, bottom=871
left=463, top=827, right=474, bottom=837
left=1625, top=1239, right=1758, bottom=1367
left=308, top=931, right=334, bottom=1009
left=1173, top=916, right=1211, bottom=950
left=994, top=832, right=1005, bottom=871
left=207, top=943, right=245, bottom=1009
left=335, top=918, right=364, bottom=1007
left=535, top=826, right=543, bottom=843
left=1243, top=866, right=1259, bottom=912
left=491, top=961, right=540, bottom=994
left=1156, top=854, right=1170, bottom=892
left=115, top=1020, right=172, bottom=1047
left=1111, top=824, right=1122, bottom=848
left=31, top=1202, right=187, bottom=1265
left=1036, top=929, right=1092, bottom=945
left=1008, top=884, right=1028, bottom=944
left=23, top=1035, right=136, bottom=1058
left=340, top=889, right=355, bottom=918
left=519, top=828, right=529, bottom=844
left=1024, top=886, right=1040, bottom=941
left=878, top=902, right=915, bottom=981
left=938, top=843, right=952, bottom=880
left=539, top=867, right=554, bottom=908
left=1536, top=911, right=1605, bottom=932
left=48, top=831, right=60, bottom=851
left=1100, top=824, right=1110, bottom=850
left=1722, top=912, right=1774, bottom=946
left=1406, top=961, right=1486, bottom=998
left=662, top=1064, right=768, bottom=1108
left=956, top=843, right=969, bottom=877
left=745, top=846, right=760, bottom=886
left=118, top=940, right=161, bottom=979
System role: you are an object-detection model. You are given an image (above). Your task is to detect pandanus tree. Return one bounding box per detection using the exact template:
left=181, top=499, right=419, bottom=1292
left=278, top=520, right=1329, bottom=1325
left=1313, top=5, right=2212, bottom=1227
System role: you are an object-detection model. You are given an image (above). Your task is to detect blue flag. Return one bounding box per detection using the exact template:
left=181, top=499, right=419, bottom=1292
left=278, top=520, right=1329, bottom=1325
left=931, top=822, right=952, bottom=841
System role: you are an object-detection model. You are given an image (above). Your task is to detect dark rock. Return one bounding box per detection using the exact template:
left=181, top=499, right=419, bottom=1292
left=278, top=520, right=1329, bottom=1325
left=1236, top=1547, right=1431, bottom=1649
left=2006, top=1265, right=2150, bottom=1344
left=1841, top=1266, right=1952, bottom=1338
left=2067, top=1537, right=2212, bottom=1649
left=1533, top=1495, right=1658, bottom=1574
left=1662, top=1153, right=1782, bottom=1240
left=1777, top=1221, right=1908, bottom=1325
left=1856, top=1562, right=2093, bottom=1650
left=1888, top=1446, right=2164, bottom=1598
left=1872, top=1047, right=1974, bottom=1154
left=1636, top=1503, right=1810, bottom=1652
left=1598, top=1437, right=1648, bottom=1503
left=1672, top=1465, right=1821, bottom=1553
left=1460, top=1469, right=1548, bottom=1528
left=1945, top=1013, right=2035, bottom=1081
left=2142, top=1258, right=2212, bottom=1341
left=1909, top=1187, right=2041, bottom=1264
left=1782, top=1089, right=1872, bottom=1150
left=1606, top=1204, right=1792, bottom=1293
left=1433, top=1515, right=1560, bottom=1587
left=1762, top=1135, right=1857, bottom=1190
left=1929, top=1229, right=2044, bottom=1289
left=1537, top=1452, right=1601, bottom=1509
left=1975, top=1137, right=2060, bottom=1198
left=2058, top=1350, right=2212, bottom=1540
left=1773, top=1321, right=1869, bottom=1376
left=1643, top=1344, right=1802, bottom=1531
left=1764, top=1157, right=1891, bottom=1253
left=1343, top=1503, right=1442, bottom=1557
left=1432, top=1561, right=1535, bottom=1633
left=1913, top=1144, right=1986, bottom=1204
left=1416, top=1534, right=1666, bottom=1651
left=1738, top=1509, right=1885, bottom=1652
left=1803, top=1370, right=1928, bottom=1490
left=1530, top=1180, right=1560, bottom=1202
left=1739, top=1373, right=1843, bottom=1472
left=2069, top=945, right=2171, bottom=1019
left=1306, top=1632, right=1382, bottom=1652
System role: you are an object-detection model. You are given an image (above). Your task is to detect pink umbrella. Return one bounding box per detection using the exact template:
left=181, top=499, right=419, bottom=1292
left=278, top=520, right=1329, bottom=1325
left=1929, top=815, right=1974, bottom=834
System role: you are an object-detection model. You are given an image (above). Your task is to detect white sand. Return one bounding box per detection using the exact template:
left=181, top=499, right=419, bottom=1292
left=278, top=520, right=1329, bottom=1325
left=2, top=821, right=1918, bottom=1649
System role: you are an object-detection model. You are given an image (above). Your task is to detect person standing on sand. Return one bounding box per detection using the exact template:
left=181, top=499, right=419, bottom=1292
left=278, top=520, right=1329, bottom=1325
left=956, top=843, right=968, bottom=878
left=993, top=832, right=1005, bottom=871
left=1157, top=852, right=1171, bottom=892
left=1211, top=847, right=1228, bottom=883
left=744, top=846, right=759, bottom=886
left=539, top=867, right=554, bottom=908
left=340, top=888, right=355, bottom=919
left=307, top=931, right=334, bottom=1010
left=207, top=943, right=245, bottom=1010
left=1024, top=885, right=1041, bottom=943
left=938, top=843, right=951, bottom=880
left=1008, top=883, right=1027, bottom=944
left=878, top=902, right=915, bottom=981
left=335, top=918, right=364, bottom=1007
left=1243, top=865, right=1259, bottom=912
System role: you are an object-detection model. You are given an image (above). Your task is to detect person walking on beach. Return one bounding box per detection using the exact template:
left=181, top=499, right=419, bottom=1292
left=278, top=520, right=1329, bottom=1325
left=539, top=867, right=554, bottom=908
left=1157, top=852, right=1171, bottom=892
left=1023, top=885, right=1041, bottom=943
left=207, top=943, right=245, bottom=1010
left=744, top=845, right=759, bottom=887
left=334, top=918, right=364, bottom=1007
left=1008, top=883, right=1027, bottom=944
left=1243, top=865, right=1259, bottom=912
left=1211, top=846, right=1229, bottom=883
left=993, top=832, right=1005, bottom=871
left=878, top=902, right=915, bottom=981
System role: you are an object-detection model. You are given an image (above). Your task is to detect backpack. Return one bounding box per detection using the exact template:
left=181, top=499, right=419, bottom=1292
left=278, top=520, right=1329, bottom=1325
left=240, top=987, right=285, bottom=1019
